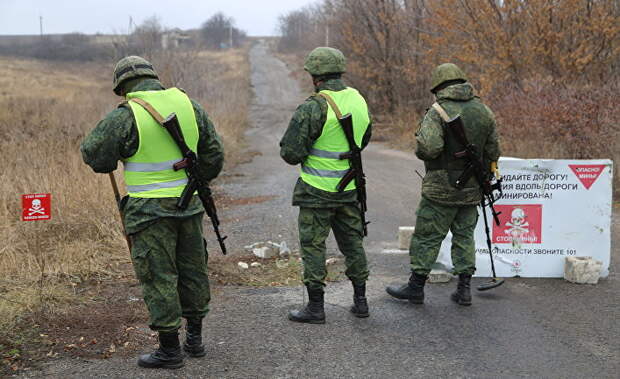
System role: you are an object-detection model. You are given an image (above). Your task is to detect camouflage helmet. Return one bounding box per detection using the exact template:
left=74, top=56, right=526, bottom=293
left=113, top=56, right=158, bottom=95
left=430, top=63, right=468, bottom=92
left=303, top=47, right=346, bottom=76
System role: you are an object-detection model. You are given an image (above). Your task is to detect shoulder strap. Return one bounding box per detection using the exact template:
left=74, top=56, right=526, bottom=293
left=128, top=98, right=166, bottom=125
left=431, top=102, right=451, bottom=123
left=317, top=92, right=343, bottom=119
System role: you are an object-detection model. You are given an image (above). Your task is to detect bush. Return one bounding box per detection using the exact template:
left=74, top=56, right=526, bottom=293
left=490, top=82, right=619, bottom=193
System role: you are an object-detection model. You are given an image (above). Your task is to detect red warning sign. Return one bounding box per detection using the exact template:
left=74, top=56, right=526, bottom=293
left=569, top=164, right=606, bottom=190
left=492, top=204, right=542, bottom=245
left=22, top=193, right=51, bottom=221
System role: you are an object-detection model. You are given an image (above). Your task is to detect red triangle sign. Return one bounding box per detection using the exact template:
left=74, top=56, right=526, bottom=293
left=569, top=164, right=606, bottom=189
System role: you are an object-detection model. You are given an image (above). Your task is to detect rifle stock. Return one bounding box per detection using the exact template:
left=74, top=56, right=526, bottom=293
left=108, top=172, right=132, bottom=253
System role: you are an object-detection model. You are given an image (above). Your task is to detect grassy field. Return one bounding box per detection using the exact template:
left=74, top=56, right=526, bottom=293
left=0, top=48, right=250, bottom=371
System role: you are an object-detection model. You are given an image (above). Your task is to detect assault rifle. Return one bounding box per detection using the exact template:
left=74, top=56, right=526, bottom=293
left=336, top=113, right=369, bottom=236
left=444, top=114, right=503, bottom=224
left=162, top=113, right=228, bottom=255
left=443, top=112, right=504, bottom=291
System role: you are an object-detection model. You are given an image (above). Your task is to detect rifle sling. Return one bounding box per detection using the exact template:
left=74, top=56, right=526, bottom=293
left=317, top=92, right=343, bottom=119
left=318, top=92, right=358, bottom=191
left=129, top=98, right=167, bottom=125
left=431, top=102, right=451, bottom=123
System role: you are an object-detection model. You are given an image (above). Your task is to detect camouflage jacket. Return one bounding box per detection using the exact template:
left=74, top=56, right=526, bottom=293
left=416, top=83, right=500, bottom=206
left=80, top=79, right=224, bottom=234
left=279, top=79, right=372, bottom=208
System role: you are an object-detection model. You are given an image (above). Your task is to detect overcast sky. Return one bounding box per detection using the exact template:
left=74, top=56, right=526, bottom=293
left=0, top=0, right=316, bottom=36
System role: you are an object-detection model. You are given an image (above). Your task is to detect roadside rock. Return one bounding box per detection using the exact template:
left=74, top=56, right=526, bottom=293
left=564, top=256, right=602, bottom=284
left=250, top=262, right=262, bottom=268
left=245, top=241, right=290, bottom=259
left=253, top=246, right=278, bottom=259
left=238, top=262, right=249, bottom=270
left=279, top=241, right=291, bottom=258
left=326, top=258, right=339, bottom=265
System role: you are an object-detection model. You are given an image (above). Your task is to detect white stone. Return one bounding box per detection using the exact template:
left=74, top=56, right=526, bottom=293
left=398, top=226, right=415, bottom=250
left=246, top=241, right=283, bottom=259
left=564, top=256, right=603, bottom=284
left=252, top=246, right=278, bottom=259
left=278, top=241, right=291, bottom=258
left=237, top=262, right=249, bottom=270
left=244, top=242, right=262, bottom=250
left=250, top=262, right=262, bottom=268
left=326, top=258, right=339, bottom=265
left=428, top=269, right=453, bottom=283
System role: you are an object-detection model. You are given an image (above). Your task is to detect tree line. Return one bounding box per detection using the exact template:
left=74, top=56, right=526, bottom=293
left=0, top=12, right=247, bottom=62
left=278, top=0, right=620, bottom=180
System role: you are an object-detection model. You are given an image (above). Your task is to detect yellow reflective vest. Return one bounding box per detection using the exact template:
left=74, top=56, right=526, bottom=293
left=300, top=88, right=370, bottom=192
left=123, top=88, right=199, bottom=198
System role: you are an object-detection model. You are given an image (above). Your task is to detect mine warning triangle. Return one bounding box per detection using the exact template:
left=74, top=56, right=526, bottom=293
left=569, top=164, right=606, bottom=190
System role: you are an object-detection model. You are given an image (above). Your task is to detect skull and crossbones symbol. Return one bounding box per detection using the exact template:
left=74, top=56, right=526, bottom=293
left=504, top=208, right=529, bottom=240
left=28, top=199, right=45, bottom=216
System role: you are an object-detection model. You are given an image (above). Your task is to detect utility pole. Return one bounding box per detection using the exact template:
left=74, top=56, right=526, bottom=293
left=128, top=16, right=133, bottom=34
left=229, top=24, right=233, bottom=48
left=325, top=24, right=329, bottom=46
left=39, top=16, right=43, bottom=38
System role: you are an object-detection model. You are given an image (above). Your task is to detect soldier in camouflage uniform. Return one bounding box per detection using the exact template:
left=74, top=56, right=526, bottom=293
left=386, top=63, right=500, bottom=306
left=81, top=56, right=224, bottom=368
left=280, top=47, right=372, bottom=324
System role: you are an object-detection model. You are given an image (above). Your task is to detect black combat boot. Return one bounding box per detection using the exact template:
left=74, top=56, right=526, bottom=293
left=288, top=287, right=326, bottom=324
left=137, top=330, right=184, bottom=369
left=386, top=272, right=427, bottom=304
left=451, top=274, right=472, bottom=306
left=350, top=282, right=369, bottom=318
left=183, top=318, right=206, bottom=357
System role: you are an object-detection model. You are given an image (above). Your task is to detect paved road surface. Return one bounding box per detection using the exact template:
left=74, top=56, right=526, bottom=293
left=24, top=41, right=619, bottom=379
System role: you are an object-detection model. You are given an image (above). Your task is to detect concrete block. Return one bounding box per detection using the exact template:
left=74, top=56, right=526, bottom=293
left=398, top=226, right=415, bottom=250
left=428, top=269, right=453, bottom=283
left=564, top=256, right=603, bottom=284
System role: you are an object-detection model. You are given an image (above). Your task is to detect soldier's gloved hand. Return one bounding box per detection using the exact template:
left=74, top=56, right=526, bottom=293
left=490, top=161, right=501, bottom=180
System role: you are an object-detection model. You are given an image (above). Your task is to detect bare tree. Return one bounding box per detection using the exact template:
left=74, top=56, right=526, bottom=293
left=201, top=13, right=246, bottom=49
left=131, top=15, right=164, bottom=58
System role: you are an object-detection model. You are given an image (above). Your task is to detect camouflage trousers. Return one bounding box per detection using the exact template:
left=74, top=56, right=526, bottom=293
left=410, top=197, right=478, bottom=276
left=129, top=213, right=210, bottom=332
left=298, top=205, right=369, bottom=292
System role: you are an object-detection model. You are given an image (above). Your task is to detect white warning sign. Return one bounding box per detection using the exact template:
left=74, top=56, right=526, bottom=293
left=437, top=158, right=613, bottom=278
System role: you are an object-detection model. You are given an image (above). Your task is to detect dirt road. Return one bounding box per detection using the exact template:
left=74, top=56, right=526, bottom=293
left=23, top=41, right=619, bottom=379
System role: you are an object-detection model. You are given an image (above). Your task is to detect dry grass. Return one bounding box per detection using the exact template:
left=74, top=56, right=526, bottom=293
left=0, top=48, right=250, bottom=370
left=209, top=254, right=346, bottom=287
